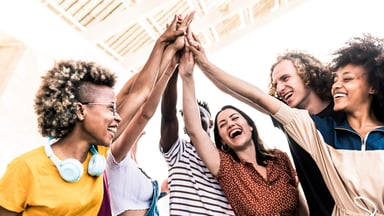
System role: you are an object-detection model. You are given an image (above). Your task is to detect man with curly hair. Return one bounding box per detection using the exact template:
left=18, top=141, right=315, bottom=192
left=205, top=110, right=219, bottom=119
left=268, top=51, right=336, bottom=216
left=0, top=60, right=121, bottom=215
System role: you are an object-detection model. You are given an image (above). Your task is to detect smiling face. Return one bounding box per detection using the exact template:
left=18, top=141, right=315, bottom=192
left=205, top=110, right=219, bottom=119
left=216, top=108, right=253, bottom=151
left=332, top=64, right=374, bottom=113
left=271, top=60, right=312, bottom=109
left=79, top=84, right=121, bottom=146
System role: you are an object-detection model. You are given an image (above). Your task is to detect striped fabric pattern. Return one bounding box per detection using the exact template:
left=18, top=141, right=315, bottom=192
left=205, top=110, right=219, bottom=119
left=161, top=138, right=234, bottom=216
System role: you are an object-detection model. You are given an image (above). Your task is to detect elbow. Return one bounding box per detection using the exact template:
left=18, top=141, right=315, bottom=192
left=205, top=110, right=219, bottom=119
left=140, top=112, right=154, bottom=121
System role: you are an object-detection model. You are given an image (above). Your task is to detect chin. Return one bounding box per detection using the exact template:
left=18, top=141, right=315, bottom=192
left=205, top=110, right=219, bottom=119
left=286, top=100, right=297, bottom=108
left=333, top=105, right=344, bottom=112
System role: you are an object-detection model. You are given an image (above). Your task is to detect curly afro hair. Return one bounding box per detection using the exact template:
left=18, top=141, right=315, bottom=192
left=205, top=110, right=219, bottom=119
left=34, top=60, right=117, bottom=138
left=329, top=33, right=384, bottom=122
left=269, top=50, right=333, bottom=102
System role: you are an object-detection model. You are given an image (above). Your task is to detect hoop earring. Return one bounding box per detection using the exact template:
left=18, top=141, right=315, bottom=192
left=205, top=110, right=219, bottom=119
left=221, top=144, right=229, bottom=152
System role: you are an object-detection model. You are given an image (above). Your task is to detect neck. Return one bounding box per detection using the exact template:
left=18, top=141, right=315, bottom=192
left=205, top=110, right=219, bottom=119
left=301, top=93, right=330, bottom=115
left=53, top=133, right=90, bottom=162
left=346, top=104, right=383, bottom=136
left=235, top=142, right=257, bottom=165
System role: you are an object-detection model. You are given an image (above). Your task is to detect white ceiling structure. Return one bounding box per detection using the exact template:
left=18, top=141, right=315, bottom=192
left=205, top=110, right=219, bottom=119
left=37, top=0, right=308, bottom=73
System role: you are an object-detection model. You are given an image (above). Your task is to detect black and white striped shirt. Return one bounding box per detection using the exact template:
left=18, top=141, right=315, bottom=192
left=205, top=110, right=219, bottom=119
left=162, top=138, right=234, bottom=216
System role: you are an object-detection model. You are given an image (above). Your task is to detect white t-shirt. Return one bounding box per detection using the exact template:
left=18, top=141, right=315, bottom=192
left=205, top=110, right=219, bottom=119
left=106, top=150, right=153, bottom=215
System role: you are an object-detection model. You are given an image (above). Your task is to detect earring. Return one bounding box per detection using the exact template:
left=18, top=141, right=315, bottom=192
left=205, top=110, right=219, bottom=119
left=221, top=144, right=229, bottom=152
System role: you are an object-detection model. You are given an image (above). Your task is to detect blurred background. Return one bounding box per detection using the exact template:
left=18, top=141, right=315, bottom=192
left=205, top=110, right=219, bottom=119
left=1, top=0, right=384, bottom=214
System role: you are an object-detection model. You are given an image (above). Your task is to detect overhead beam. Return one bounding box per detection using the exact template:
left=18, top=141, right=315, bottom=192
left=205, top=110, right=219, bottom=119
left=121, top=0, right=309, bottom=71
left=121, top=0, right=262, bottom=69
left=83, top=0, right=177, bottom=42
left=0, top=0, right=131, bottom=82
left=206, top=0, right=311, bottom=54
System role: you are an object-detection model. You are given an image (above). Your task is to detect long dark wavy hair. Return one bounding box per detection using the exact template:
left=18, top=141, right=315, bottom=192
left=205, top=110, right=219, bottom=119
left=213, top=105, right=276, bottom=166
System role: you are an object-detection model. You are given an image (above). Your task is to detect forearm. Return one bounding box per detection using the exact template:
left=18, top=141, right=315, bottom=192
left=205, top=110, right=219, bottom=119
left=141, top=63, right=175, bottom=119
left=205, top=71, right=270, bottom=113
left=181, top=75, right=200, bottom=138
left=112, top=59, right=177, bottom=161
left=158, top=46, right=178, bottom=81
left=128, top=40, right=166, bottom=93
left=181, top=74, right=220, bottom=175
left=160, top=68, right=179, bottom=152
left=115, top=41, right=166, bottom=139
left=199, top=60, right=281, bottom=114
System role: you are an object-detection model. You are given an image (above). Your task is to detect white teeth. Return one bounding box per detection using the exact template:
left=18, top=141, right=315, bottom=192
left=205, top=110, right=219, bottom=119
left=229, top=129, right=242, bottom=138
left=284, top=92, right=293, bottom=100
left=334, top=93, right=346, bottom=98
left=108, top=127, right=117, bottom=133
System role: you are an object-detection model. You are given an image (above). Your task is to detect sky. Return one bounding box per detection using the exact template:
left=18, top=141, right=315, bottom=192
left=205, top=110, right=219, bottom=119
left=1, top=0, right=384, bottom=214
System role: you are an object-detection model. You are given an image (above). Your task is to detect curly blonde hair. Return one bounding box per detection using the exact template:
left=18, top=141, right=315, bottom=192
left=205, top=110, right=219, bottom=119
left=34, top=60, right=117, bottom=138
left=268, top=50, right=333, bottom=102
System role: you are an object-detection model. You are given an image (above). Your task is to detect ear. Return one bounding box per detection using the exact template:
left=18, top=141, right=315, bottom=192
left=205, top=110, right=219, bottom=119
left=76, top=103, right=86, bottom=120
left=368, top=87, right=376, bottom=95
left=209, top=120, right=214, bottom=129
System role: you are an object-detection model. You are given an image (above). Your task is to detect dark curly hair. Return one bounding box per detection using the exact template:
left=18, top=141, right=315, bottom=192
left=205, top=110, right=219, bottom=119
left=268, top=50, right=333, bottom=102
left=34, top=60, right=117, bottom=138
left=179, top=99, right=211, bottom=117
left=213, top=105, right=275, bottom=166
left=197, top=100, right=211, bottom=116
left=329, top=34, right=384, bottom=122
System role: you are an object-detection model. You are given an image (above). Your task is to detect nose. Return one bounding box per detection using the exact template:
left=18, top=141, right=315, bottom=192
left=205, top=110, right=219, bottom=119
left=227, top=119, right=235, bottom=128
left=275, top=82, right=285, bottom=97
left=332, top=77, right=342, bottom=90
left=114, top=112, right=122, bottom=123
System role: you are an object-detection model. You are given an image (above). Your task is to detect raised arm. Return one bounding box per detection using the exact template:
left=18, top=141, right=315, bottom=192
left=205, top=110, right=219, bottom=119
left=188, top=33, right=281, bottom=115
left=159, top=60, right=180, bottom=153
left=111, top=12, right=195, bottom=162
left=115, top=14, right=186, bottom=140
left=111, top=56, right=177, bottom=162
left=179, top=44, right=220, bottom=175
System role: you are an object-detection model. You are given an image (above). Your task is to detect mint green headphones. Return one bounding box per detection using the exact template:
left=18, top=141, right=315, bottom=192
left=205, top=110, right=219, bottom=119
left=45, top=139, right=106, bottom=182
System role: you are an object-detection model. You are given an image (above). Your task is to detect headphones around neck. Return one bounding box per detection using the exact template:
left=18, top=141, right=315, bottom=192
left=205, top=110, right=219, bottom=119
left=44, top=139, right=106, bottom=182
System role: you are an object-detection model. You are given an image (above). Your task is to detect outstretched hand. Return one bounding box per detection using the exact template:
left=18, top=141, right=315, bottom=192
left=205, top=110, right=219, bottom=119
left=168, top=11, right=195, bottom=52
left=158, top=14, right=185, bottom=45
left=186, top=30, right=209, bottom=67
left=178, top=39, right=195, bottom=78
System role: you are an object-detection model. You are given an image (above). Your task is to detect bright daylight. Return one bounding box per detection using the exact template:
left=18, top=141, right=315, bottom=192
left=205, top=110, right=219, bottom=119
left=1, top=0, right=384, bottom=215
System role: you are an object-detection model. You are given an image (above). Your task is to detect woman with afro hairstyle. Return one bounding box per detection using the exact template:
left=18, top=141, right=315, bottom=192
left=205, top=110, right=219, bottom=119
left=0, top=59, right=121, bottom=215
